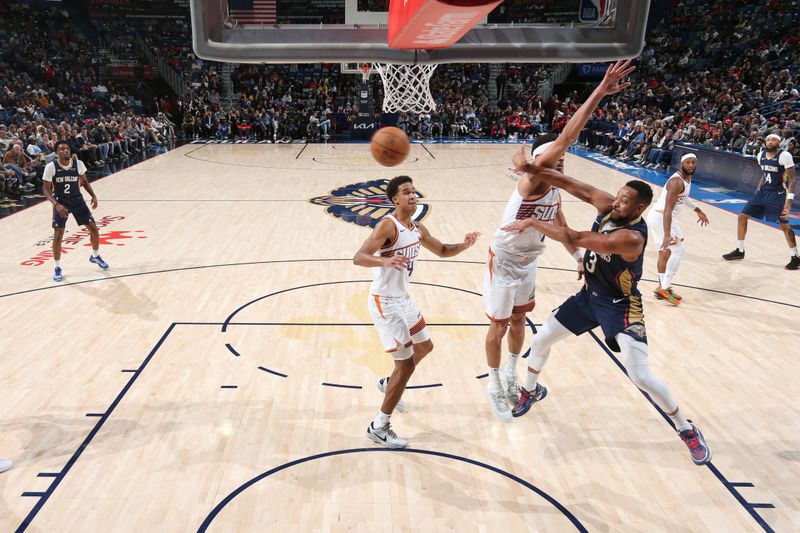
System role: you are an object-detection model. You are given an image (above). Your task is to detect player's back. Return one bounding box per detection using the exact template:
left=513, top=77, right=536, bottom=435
left=584, top=212, right=647, bottom=299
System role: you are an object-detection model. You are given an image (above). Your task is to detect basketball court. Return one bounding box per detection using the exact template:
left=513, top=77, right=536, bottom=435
left=1, top=142, right=798, bottom=531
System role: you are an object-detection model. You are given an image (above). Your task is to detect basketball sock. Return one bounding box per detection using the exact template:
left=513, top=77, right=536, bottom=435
left=664, top=243, right=684, bottom=288
left=487, top=368, right=502, bottom=391
left=92, top=249, right=99, bottom=257
left=372, top=411, right=390, bottom=428
left=524, top=366, right=541, bottom=392
left=737, top=240, right=745, bottom=252
left=54, top=260, right=61, bottom=268
left=791, top=246, right=799, bottom=257
left=657, top=272, right=666, bottom=288
left=668, top=407, right=691, bottom=432
left=504, top=352, right=520, bottom=376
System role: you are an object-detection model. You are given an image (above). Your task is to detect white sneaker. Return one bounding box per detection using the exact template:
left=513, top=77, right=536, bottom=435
left=377, top=377, right=406, bottom=413
left=485, top=383, right=512, bottom=421
left=499, top=367, right=521, bottom=405
left=366, top=422, right=408, bottom=449
left=0, top=459, right=12, bottom=473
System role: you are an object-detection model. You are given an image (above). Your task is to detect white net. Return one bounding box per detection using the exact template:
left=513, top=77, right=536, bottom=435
left=372, top=63, right=438, bottom=114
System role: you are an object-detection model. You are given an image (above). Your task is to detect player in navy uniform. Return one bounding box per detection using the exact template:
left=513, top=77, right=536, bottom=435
left=42, top=141, right=109, bottom=282
left=723, top=133, right=798, bottom=269
left=501, top=63, right=712, bottom=466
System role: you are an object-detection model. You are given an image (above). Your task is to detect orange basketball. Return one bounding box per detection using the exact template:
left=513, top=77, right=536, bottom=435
left=370, top=127, right=410, bottom=167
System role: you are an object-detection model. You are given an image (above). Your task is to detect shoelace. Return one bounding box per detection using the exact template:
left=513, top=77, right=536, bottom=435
left=386, top=425, right=399, bottom=440
left=681, top=430, right=701, bottom=451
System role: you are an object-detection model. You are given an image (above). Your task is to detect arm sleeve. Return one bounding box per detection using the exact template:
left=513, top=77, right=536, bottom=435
left=685, top=196, right=698, bottom=210
left=42, top=162, right=55, bottom=182
left=779, top=151, right=795, bottom=169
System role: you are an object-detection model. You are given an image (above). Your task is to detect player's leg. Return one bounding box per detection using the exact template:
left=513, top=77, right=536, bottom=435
left=781, top=222, right=799, bottom=270
left=511, top=310, right=575, bottom=417
left=366, top=296, right=413, bottom=448
left=52, top=208, right=67, bottom=281
left=773, top=194, right=800, bottom=269
left=615, top=333, right=711, bottom=465
left=84, top=220, right=109, bottom=269
left=646, top=209, right=678, bottom=303
left=501, top=259, right=538, bottom=402
left=724, top=192, right=762, bottom=260
left=367, top=345, right=413, bottom=449
left=482, top=250, right=516, bottom=420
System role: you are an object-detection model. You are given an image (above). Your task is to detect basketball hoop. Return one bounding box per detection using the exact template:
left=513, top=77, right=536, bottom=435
left=372, top=63, right=438, bottom=115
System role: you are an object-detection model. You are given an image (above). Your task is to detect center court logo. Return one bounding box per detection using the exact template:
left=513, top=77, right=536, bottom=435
left=310, top=179, right=429, bottom=229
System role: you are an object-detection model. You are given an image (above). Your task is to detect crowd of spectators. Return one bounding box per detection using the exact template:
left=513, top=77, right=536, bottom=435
left=580, top=0, right=800, bottom=170
left=0, top=2, right=175, bottom=201
left=2, top=0, right=799, bottom=202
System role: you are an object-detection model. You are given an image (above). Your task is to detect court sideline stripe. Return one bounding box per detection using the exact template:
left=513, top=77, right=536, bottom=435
left=421, top=144, right=436, bottom=159
left=587, top=331, right=775, bottom=533
left=295, top=143, right=309, bottom=159
left=3, top=258, right=796, bottom=311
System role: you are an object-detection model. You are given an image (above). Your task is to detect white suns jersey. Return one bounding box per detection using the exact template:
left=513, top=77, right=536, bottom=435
left=653, top=171, right=692, bottom=216
left=492, top=186, right=562, bottom=259
left=370, top=215, right=422, bottom=297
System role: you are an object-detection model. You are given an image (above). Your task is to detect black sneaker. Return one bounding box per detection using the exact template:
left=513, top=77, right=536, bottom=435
left=786, top=255, right=800, bottom=270
left=511, top=383, right=548, bottom=418
left=678, top=422, right=712, bottom=465
left=722, top=249, right=745, bottom=261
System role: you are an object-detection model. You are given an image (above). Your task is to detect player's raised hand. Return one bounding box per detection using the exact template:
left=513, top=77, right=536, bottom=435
left=462, top=232, right=481, bottom=248
left=384, top=254, right=409, bottom=271
left=598, top=60, right=636, bottom=96
left=512, top=145, right=530, bottom=172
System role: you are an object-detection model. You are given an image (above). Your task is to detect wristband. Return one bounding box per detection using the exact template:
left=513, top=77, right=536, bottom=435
left=789, top=193, right=795, bottom=200
left=572, top=250, right=584, bottom=262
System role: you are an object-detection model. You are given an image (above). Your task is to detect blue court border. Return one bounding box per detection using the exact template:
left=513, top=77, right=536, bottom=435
left=15, top=277, right=777, bottom=532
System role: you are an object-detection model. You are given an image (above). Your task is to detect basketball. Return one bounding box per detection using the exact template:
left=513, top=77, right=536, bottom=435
left=370, top=127, right=410, bottom=167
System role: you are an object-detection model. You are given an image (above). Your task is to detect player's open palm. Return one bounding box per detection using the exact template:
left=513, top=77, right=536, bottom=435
left=599, top=59, right=636, bottom=96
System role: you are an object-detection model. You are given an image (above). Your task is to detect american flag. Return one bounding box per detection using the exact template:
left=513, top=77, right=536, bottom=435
left=229, top=0, right=277, bottom=25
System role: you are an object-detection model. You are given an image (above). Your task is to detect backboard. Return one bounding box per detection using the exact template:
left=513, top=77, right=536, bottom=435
left=191, top=0, right=649, bottom=64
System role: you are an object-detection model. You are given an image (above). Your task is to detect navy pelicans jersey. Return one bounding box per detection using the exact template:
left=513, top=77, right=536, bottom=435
left=492, top=186, right=562, bottom=260
left=43, top=159, right=86, bottom=200
left=370, top=214, right=422, bottom=297
left=757, top=149, right=795, bottom=194
left=584, top=212, right=648, bottom=299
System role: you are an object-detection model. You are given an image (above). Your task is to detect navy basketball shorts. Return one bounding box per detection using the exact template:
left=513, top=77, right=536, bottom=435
left=554, top=287, right=648, bottom=352
left=53, top=196, right=95, bottom=228
left=742, top=189, right=786, bottom=223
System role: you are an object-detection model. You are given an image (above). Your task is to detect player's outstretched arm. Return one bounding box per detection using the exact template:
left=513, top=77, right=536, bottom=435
left=513, top=148, right=615, bottom=213
left=418, top=223, right=480, bottom=258
left=553, top=209, right=585, bottom=279
left=353, top=218, right=408, bottom=270
left=503, top=218, right=644, bottom=261
left=533, top=60, right=635, bottom=169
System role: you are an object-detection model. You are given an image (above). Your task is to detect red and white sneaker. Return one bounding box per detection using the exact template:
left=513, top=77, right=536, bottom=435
left=679, top=422, right=712, bottom=465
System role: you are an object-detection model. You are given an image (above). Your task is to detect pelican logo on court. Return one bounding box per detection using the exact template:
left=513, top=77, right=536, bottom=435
left=310, top=179, right=429, bottom=229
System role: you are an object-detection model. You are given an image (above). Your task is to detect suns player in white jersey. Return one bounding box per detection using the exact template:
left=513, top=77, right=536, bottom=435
left=483, top=136, right=584, bottom=420
left=646, top=153, right=709, bottom=305
left=354, top=175, right=480, bottom=448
